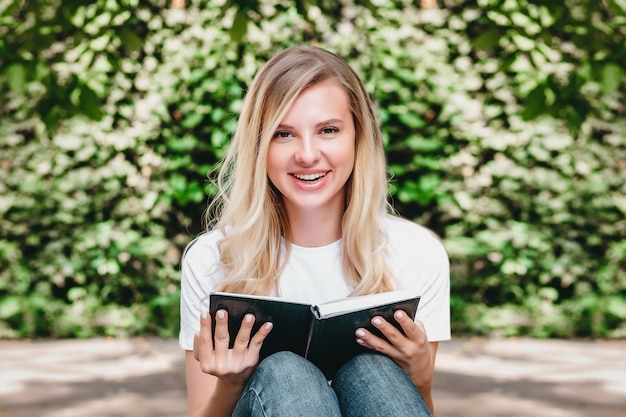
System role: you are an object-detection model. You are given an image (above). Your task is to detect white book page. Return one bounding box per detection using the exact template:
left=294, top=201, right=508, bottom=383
left=211, top=292, right=310, bottom=306
left=313, top=290, right=418, bottom=319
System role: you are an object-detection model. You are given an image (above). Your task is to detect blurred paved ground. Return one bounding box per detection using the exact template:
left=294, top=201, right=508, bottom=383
left=1, top=337, right=625, bottom=417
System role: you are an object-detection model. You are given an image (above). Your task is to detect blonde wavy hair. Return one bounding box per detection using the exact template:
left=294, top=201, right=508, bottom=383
left=205, top=45, right=395, bottom=296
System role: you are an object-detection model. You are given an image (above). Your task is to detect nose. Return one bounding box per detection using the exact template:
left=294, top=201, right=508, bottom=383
left=294, top=136, right=321, bottom=166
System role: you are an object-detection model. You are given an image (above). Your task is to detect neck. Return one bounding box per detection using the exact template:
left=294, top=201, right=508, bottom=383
left=285, top=205, right=343, bottom=247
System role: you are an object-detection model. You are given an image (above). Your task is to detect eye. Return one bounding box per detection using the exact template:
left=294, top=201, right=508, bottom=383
left=320, top=127, right=339, bottom=135
left=273, top=131, right=294, bottom=141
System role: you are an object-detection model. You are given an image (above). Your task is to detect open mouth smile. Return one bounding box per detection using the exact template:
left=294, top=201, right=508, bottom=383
left=291, top=172, right=328, bottom=182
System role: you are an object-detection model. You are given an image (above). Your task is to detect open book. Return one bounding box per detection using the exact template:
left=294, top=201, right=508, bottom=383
left=209, top=290, right=420, bottom=379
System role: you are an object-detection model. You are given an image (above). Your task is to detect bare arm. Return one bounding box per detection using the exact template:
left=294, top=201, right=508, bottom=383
left=185, top=310, right=273, bottom=417
left=421, top=341, right=439, bottom=413
left=185, top=351, right=217, bottom=416
left=187, top=351, right=250, bottom=417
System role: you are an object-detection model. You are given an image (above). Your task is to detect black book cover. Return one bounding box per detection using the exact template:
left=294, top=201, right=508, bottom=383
left=210, top=293, right=313, bottom=358
left=209, top=291, right=420, bottom=379
left=307, top=297, right=420, bottom=378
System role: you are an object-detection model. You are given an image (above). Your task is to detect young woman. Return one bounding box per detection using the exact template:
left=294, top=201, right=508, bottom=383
left=179, top=45, right=450, bottom=417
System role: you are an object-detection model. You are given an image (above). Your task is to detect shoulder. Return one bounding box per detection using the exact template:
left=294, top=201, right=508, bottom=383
left=384, top=216, right=450, bottom=340
left=383, top=215, right=449, bottom=280
left=182, top=228, right=225, bottom=268
left=180, top=228, right=229, bottom=297
left=384, top=215, right=444, bottom=250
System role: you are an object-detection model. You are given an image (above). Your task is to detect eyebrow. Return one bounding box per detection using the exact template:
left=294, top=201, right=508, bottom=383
left=276, top=118, right=345, bottom=131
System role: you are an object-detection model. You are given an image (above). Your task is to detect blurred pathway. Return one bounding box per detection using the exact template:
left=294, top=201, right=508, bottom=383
left=1, top=337, right=625, bottom=417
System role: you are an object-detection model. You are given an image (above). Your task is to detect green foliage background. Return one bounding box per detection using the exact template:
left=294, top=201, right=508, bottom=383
left=1, top=0, right=625, bottom=339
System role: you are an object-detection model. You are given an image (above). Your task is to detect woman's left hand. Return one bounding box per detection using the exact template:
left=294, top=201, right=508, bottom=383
left=355, top=311, right=435, bottom=404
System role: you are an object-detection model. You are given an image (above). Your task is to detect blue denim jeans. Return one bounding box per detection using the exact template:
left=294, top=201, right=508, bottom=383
left=231, top=352, right=432, bottom=417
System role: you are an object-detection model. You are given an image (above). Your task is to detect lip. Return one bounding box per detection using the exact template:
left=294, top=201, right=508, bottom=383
left=289, top=170, right=330, bottom=189
left=290, top=171, right=329, bottom=181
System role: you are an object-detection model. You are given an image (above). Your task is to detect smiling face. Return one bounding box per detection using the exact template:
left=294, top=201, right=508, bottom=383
left=266, top=80, right=356, bottom=221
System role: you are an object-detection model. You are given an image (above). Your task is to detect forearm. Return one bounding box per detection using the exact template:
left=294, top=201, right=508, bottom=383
left=410, top=373, right=434, bottom=416
left=418, top=341, right=438, bottom=415
left=191, top=380, right=244, bottom=417
left=419, top=388, right=434, bottom=416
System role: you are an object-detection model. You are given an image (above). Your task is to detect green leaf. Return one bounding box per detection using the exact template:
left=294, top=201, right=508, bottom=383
left=167, top=135, right=198, bottom=152
left=473, top=28, right=500, bottom=51
left=119, top=27, right=143, bottom=51
left=0, top=296, right=21, bottom=319
left=167, top=155, right=193, bottom=171
left=419, top=174, right=441, bottom=193
left=79, top=84, right=104, bottom=120
left=6, top=63, right=27, bottom=93
left=397, top=112, right=425, bottom=129
left=397, top=175, right=441, bottom=205
left=538, top=5, right=555, bottom=27
left=182, top=112, right=205, bottom=128
left=601, top=63, right=622, bottom=94
left=607, top=296, right=626, bottom=319
left=511, top=34, right=534, bottom=51
left=406, top=136, right=442, bottom=152
left=522, top=85, right=546, bottom=120
left=230, top=7, right=248, bottom=43
left=168, top=174, right=188, bottom=194
left=90, top=32, right=111, bottom=51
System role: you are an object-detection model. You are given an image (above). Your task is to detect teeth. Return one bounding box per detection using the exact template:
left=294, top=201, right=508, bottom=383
left=293, top=172, right=326, bottom=181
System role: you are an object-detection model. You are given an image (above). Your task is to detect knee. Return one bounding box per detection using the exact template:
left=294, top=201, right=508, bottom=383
left=255, top=351, right=325, bottom=384
left=333, top=353, right=410, bottom=389
left=260, top=351, right=304, bottom=366
left=336, top=353, right=397, bottom=379
left=244, top=352, right=340, bottom=413
left=257, top=351, right=308, bottom=373
left=331, top=354, right=430, bottom=416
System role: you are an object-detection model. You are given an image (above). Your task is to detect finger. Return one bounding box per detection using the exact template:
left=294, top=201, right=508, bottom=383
left=233, top=314, right=255, bottom=353
left=197, top=309, right=214, bottom=349
left=355, top=327, right=399, bottom=356
left=371, top=315, right=405, bottom=346
left=356, top=334, right=374, bottom=350
left=212, top=309, right=231, bottom=353
left=355, top=328, right=376, bottom=350
left=393, top=311, right=428, bottom=343
left=195, top=309, right=214, bottom=366
left=248, top=321, right=273, bottom=352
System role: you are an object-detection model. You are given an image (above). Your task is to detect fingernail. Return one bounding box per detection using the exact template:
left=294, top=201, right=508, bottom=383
left=395, top=310, right=404, bottom=319
left=264, top=322, right=273, bottom=330
left=372, top=317, right=382, bottom=326
left=245, top=314, right=253, bottom=323
left=216, top=310, right=225, bottom=319
left=201, top=309, right=208, bottom=320
left=355, top=329, right=366, bottom=338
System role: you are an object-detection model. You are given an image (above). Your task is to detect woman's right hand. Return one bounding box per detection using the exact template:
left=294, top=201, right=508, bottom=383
left=193, top=309, right=273, bottom=388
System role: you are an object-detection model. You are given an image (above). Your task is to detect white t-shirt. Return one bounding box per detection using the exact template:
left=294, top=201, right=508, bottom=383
left=178, top=215, right=451, bottom=350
